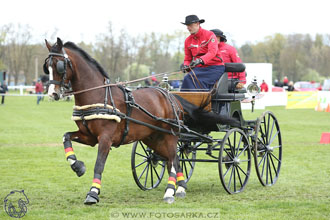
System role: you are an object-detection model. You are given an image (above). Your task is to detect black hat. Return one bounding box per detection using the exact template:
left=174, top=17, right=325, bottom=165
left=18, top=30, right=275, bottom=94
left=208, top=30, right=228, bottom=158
left=210, top=29, right=227, bottom=42
left=181, top=15, right=205, bottom=25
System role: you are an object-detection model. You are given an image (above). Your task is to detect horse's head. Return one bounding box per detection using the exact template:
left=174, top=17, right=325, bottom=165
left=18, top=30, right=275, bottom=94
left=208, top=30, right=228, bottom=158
left=44, top=37, right=73, bottom=100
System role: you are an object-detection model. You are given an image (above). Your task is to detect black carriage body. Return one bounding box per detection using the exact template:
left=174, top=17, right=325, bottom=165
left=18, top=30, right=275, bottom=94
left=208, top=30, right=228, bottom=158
left=131, top=63, right=282, bottom=194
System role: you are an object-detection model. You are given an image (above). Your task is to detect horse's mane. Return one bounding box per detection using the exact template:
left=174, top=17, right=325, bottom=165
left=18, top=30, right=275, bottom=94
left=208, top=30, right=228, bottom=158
left=52, top=42, right=109, bottom=79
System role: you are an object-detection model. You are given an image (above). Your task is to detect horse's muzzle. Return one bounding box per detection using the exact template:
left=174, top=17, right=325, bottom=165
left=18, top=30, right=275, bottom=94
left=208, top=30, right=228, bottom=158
left=48, top=84, right=60, bottom=101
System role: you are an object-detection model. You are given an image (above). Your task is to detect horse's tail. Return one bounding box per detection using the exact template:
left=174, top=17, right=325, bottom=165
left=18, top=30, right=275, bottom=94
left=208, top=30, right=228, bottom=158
left=173, top=94, right=240, bottom=127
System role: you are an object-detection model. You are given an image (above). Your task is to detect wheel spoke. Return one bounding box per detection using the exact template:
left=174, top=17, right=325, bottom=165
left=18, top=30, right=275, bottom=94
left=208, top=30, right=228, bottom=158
left=266, top=114, right=271, bottom=143
left=269, top=153, right=278, bottom=177
left=135, top=160, right=147, bottom=169
left=235, top=166, right=243, bottom=188
left=233, top=166, right=236, bottom=192
left=235, top=134, right=243, bottom=157
left=139, top=142, right=148, bottom=154
left=135, top=152, right=148, bottom=158
left=184, top=151, right=194, bottom=169
left=271, top=145, right=281, bottom=149
left=227, top=138, right=235, bottom=158
left=269, top=130, right=279, bottom=145
left=233, top=132, right=237, bottom=156
left=150, top=163, right=154, bottom=187
left=236, top=143, right=249, bottom=158
left=236, top=164, right=248, bottom=177
left=223, top=164, right=233, bottom=177
left=227, top=165, right=234, bottom=189
left=223, top=148, right=234, bottom=160
left=269, top=151, right=281, bottom=163
left=268, top=118, right=275, bottom=143
left=268, top=154, right=273, bottom=184
left=144, top=163, right=149, bottom=188
left=153, top=166, right=161, bottom=181
left=260, top=152, right=267, bottom=178
left=260, top=124, right=267, bottom=145
left=138, top=162, right=149, bottom=181
left=265, top=153, right=269, bottom=184
left=258, top=152, right=267, bottom=167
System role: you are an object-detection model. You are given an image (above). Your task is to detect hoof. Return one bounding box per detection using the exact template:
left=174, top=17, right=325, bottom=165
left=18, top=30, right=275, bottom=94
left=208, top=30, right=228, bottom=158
left=176, top=191, right=186, bottom=198
left=163, top=196, right=175, bottom=204
left=84, top=191, right=99, bottom=205
left=71, top=160, right=86, bottom=177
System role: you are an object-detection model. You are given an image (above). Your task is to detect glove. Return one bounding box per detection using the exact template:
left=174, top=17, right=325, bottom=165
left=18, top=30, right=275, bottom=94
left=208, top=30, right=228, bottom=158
left=190, top=58, right=204, bottom=67
left=181, top=65, right=190, bottom=73
left=236, top=82, right=245, bottom=89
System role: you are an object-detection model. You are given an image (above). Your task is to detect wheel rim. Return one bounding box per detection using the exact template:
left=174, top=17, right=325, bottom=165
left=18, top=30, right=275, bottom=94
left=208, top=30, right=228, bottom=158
left=177, top=141, right=197, bottom=183
left=254, top=111, right=282, bottom=186
left=131, top=141, right=165, bottom=190
left=219, top=128, right=251, bottom=194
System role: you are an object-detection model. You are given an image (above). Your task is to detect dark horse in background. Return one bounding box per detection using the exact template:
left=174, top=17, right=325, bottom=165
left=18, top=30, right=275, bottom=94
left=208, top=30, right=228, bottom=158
left=44, top=38, right=239, bottom=205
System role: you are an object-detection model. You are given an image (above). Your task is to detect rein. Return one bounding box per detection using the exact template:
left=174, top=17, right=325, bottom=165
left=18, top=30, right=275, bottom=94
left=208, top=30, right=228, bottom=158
left=63, top=70, right=181, bottom=96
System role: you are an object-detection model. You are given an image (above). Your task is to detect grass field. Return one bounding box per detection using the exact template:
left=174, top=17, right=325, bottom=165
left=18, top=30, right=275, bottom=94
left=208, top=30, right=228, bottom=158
left=0, top=96, right=330, bottom=220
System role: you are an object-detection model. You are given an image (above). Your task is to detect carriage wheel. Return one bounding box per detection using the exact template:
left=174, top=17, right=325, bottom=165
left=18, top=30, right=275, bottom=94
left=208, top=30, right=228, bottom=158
left=218, top=128, right=251, bottom=194
left=177, top=141, right=197, bottom=183
left=131, top=141, right=166, bottom=190
left=254, top=111, right=282, bottom=186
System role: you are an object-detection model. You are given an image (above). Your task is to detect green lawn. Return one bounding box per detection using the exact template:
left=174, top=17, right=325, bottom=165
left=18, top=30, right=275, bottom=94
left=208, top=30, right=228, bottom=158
left=0, top=96, right=330, bottom=219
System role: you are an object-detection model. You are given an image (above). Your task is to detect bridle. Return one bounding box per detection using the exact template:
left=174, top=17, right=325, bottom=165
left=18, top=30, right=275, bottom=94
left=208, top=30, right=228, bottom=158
left=43, top=47, right=73, bottom=93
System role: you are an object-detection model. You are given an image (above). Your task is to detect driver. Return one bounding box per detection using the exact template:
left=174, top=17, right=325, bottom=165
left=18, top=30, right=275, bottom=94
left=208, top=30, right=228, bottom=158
left=180, top=15, right=225, bottom=92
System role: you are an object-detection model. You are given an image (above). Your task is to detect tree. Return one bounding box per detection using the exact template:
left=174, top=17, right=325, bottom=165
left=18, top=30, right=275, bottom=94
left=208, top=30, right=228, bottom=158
left=2, top=23, right=34, bottom=85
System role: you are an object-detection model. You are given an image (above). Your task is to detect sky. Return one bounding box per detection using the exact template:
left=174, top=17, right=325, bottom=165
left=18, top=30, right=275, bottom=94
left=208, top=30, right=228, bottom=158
left=0, top=0, right=329, bottom=47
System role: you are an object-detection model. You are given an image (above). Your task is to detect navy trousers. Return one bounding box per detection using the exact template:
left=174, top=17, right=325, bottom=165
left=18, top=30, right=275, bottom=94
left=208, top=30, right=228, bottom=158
left=180, top=65, right=225, bottom=92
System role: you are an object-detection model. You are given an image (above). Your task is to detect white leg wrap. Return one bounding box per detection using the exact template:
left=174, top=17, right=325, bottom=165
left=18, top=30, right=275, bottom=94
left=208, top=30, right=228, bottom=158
left=68, top=158, right=76, bottom=165
left=163, top=188, right=175, bottom=199
left=176, top=186, right=186, bottom=194
left=91, top=188, right=99, bottom=194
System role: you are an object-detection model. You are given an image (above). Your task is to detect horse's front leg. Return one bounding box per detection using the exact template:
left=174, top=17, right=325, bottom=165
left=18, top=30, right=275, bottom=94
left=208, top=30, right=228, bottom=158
left=63, top=131, right=97, bottom=177
left=84, top=134, right=112, bottom=205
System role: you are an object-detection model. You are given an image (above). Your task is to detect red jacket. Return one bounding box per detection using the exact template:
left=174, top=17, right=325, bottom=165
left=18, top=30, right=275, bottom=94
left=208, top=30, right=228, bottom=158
left=184, top=27, right=224, bottom=67
left=218, top=42, right=246, bottom=84
left=260, top=82, right=269, bottom=92
left=35, top=82, right=44, bottom=93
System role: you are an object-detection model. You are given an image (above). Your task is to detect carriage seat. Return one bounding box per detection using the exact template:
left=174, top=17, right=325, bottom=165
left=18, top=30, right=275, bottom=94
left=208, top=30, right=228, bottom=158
left=212, top=63, right=246, bottom=101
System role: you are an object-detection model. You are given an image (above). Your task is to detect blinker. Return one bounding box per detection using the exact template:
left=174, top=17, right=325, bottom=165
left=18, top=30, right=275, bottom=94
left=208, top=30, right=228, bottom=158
left=56, top=61, right=66, bottom=75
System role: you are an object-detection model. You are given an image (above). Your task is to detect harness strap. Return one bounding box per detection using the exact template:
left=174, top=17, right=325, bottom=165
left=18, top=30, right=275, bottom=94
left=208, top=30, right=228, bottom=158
left=117, top=85, right=134, bottom=146
left=189, top=68, right=205, bottom=90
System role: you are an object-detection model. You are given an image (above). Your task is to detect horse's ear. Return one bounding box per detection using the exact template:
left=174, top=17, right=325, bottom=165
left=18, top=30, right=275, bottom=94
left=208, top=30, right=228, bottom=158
left=57, top=37, right=63, bottom=49
left=45, top=39, right=52, bottom=51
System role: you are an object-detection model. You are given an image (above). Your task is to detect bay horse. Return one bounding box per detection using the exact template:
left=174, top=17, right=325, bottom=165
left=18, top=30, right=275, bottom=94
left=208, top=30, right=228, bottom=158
left=44, top=37, right=239, bottom=205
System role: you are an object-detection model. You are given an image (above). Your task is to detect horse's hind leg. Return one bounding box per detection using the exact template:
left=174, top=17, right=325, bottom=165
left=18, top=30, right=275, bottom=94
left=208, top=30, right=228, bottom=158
left=161, top=135, right=187, bottom=203
left=63, top=131, right=97, bottom=177
left=84, top=134, right=112, bottom=205
left=163, top=161, right=177, bottom=204
left=174, top=157, right=187, bottom=198
left=162, top=146, right=187, bottom=203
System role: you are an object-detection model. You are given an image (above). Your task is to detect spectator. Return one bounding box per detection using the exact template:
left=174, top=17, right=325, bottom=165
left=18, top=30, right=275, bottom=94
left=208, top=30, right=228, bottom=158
left=288, top=81, right=294, bottom=91
left=35, top=79, right=44, bottom=105
left=260, top=80, right=269, bottom=92
left=0, top=81, right=8, bottom=105
left=144, top=78, right=151, bottom=86
left=283, top=76, right=289, bottom=87
left=274, top=79, right=282, bottom=87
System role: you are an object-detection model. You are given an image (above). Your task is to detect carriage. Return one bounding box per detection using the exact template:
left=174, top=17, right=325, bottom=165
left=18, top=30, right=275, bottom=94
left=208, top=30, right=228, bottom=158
left=131, top=63, right=282, bottom=194
left=45, top=38, right=282, bottom=204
